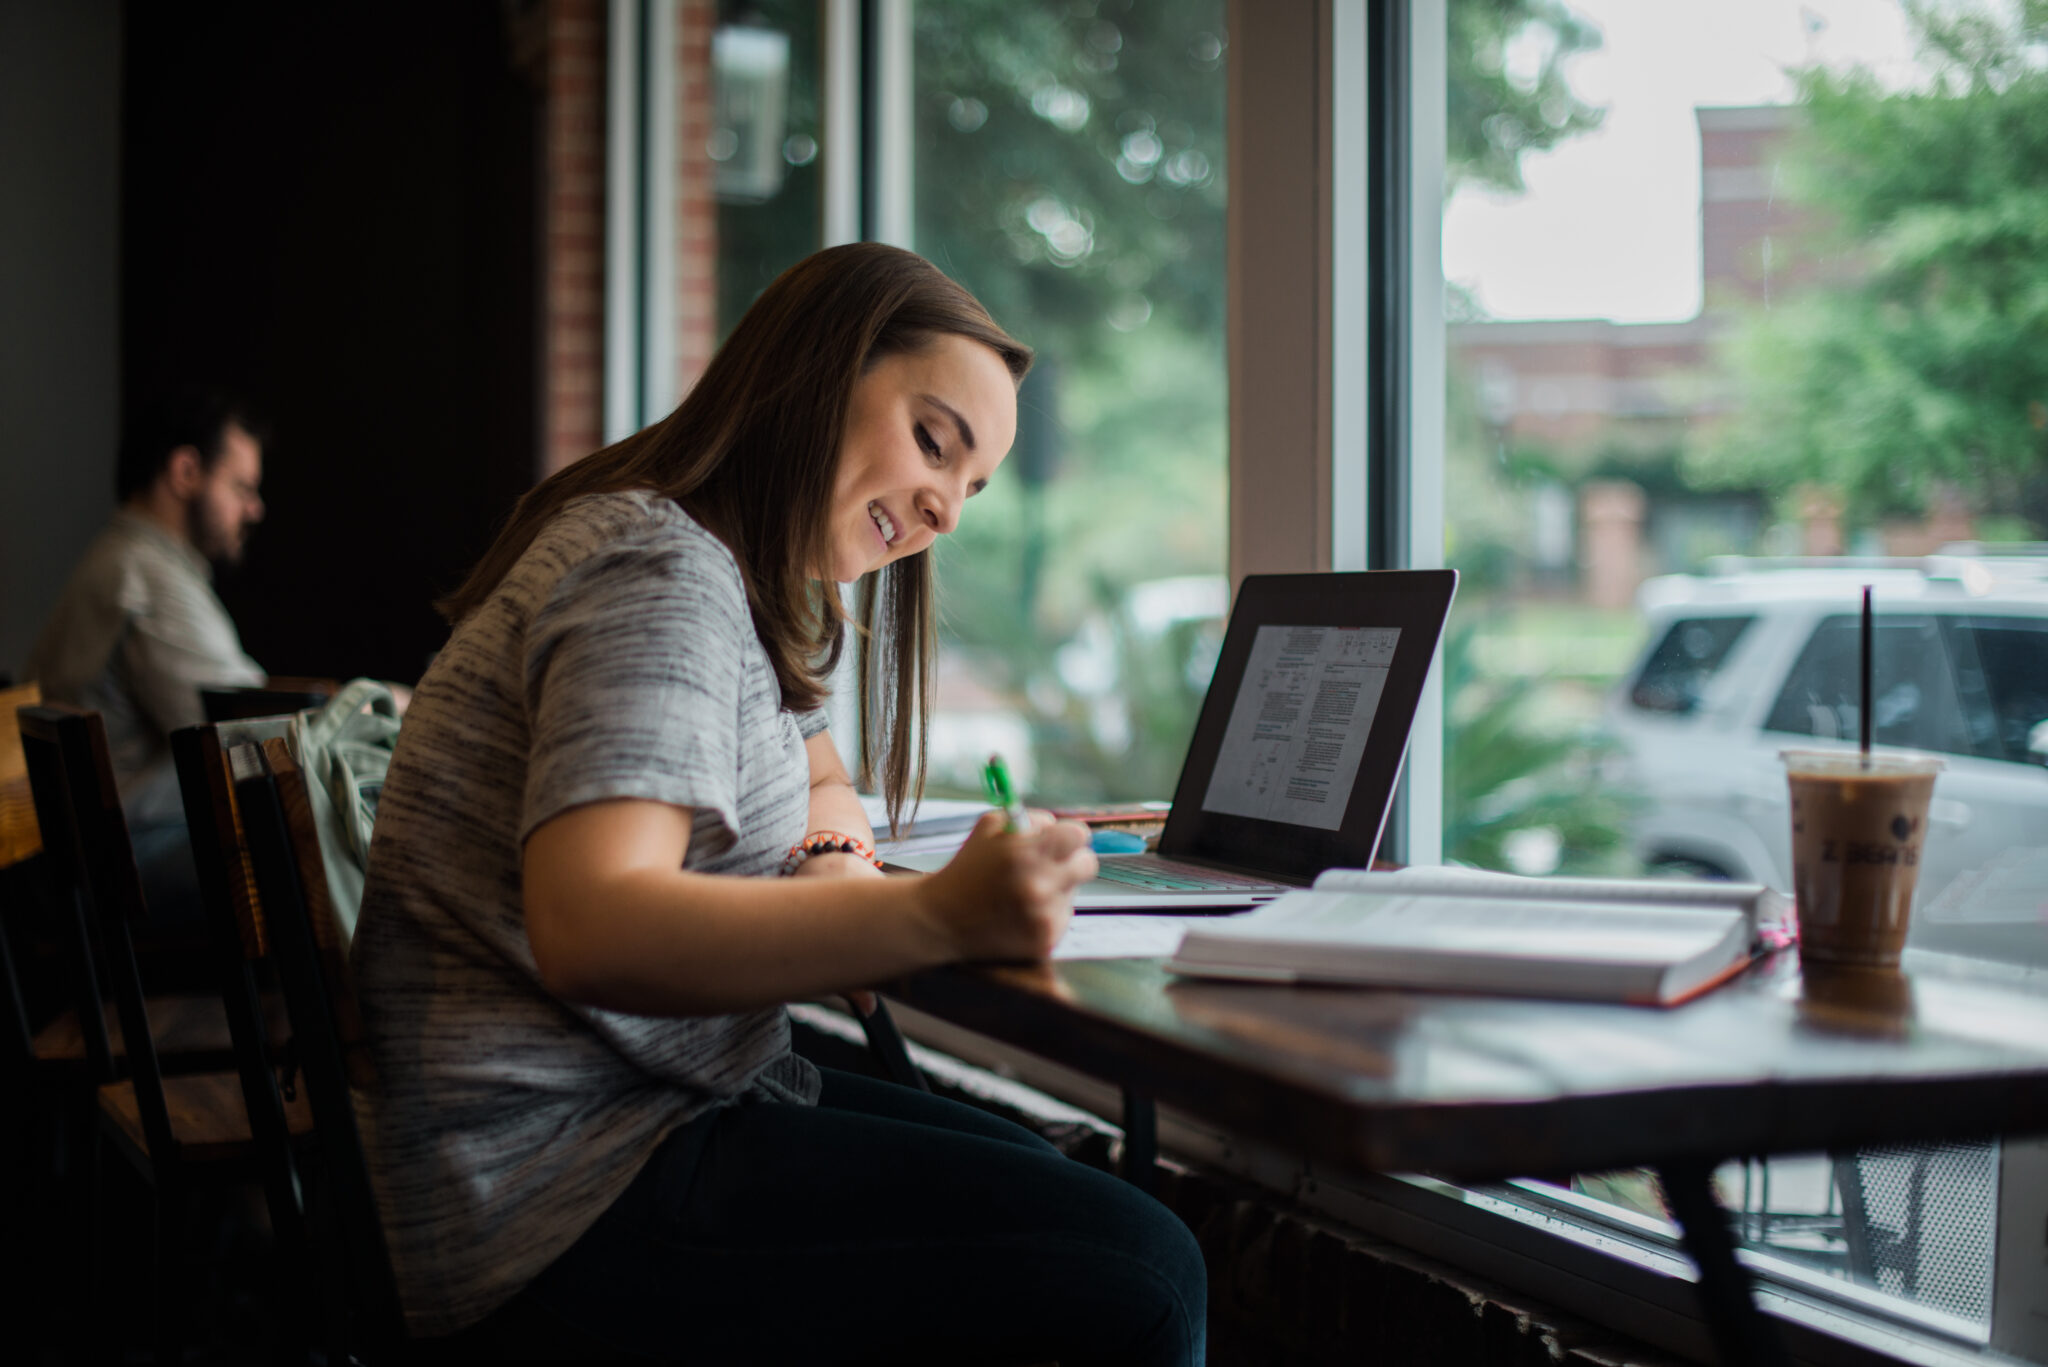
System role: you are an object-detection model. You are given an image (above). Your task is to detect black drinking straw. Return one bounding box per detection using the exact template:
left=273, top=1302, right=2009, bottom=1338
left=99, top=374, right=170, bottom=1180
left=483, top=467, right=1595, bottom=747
left=1859, top=584, right=1874, bottom=765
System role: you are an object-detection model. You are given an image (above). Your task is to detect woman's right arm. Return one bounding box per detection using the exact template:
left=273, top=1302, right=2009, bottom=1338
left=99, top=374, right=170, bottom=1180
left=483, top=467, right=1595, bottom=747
left=523, top=802, right=1095, bottom=1017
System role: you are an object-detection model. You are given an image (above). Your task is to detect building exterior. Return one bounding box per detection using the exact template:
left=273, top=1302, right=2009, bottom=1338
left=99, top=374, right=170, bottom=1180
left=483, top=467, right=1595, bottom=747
left=1445, top=105, right=1956, bottom=599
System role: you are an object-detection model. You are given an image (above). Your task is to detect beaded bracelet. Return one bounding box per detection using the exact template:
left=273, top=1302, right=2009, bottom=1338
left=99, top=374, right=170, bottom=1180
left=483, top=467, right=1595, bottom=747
left=781, top=829, right=885, bottom=876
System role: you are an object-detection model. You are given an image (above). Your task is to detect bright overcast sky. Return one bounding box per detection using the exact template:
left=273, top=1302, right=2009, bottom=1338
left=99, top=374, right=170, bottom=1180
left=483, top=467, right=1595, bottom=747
left=1441, top=0, right=1929, bottom=322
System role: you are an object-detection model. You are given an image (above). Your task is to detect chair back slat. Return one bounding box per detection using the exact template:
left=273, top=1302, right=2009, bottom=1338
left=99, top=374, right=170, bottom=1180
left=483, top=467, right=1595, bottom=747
left=15, top=705, right=116, bottom=1075
left=173, top=719, right=289, bottom=965
left=172, top=722, right=306, bottom=1262
left=18, top=705, right=175, bottom=1164
left=239, top=737, right=406, bottom=1349
left=259, top=738, right=373, bottom=1086
left=200, top=684, right=333, bottom=725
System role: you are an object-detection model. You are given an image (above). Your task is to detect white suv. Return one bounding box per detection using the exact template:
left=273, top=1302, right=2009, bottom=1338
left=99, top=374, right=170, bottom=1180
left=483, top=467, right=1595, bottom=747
left=1601, top=549, right=2048, bottom=937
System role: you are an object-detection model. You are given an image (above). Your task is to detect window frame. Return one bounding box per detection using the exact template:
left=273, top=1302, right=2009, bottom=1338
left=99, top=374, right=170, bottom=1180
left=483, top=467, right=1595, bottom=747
left=600, top=2, right=2027, bottom=1360
left=1227, top=0, right=1445, bottom=866
left=1229, top=1, right=2018, bottom=1360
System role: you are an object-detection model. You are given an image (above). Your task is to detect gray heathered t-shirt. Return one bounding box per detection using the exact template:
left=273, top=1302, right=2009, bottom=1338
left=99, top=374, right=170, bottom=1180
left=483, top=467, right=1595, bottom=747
left=351, top=492, right=825, bottom=1336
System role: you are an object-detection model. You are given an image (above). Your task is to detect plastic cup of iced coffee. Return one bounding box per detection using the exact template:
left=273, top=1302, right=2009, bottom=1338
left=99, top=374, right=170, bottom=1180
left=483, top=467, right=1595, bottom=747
left=1782, top=750, right=1944, bottom=971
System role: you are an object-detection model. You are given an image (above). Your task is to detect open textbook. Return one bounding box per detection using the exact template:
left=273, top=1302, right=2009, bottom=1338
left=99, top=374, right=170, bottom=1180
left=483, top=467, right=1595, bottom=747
left=1165, top=866, right=1781, bottom=1005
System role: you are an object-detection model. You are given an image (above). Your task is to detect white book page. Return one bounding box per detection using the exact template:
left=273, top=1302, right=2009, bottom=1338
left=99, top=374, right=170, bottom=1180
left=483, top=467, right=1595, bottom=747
left=860, top=793, right=991, bottom=839
left=1054, top=915, right=1227, bottom=960
left=1311, top=865, right=1781, bottom=923
left=1182, top=892, right=1741, bottom=965
left=1200, top=625, right=1401, bottom=831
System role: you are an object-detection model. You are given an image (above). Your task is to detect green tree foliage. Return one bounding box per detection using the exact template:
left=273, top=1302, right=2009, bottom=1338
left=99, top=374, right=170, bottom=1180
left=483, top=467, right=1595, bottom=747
left=913, top=0, right=1227, bottom=369
left=912, top=1, right=1229, bottom=798
left=1448, top=0, right=1605, bottom=194
left=1692, top=0, right=2048, bottom=527
left=900, top=0, right=1611, bottom=799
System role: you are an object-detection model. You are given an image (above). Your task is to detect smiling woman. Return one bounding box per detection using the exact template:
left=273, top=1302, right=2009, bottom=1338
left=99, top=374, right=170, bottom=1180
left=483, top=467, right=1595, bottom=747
left=440, top=243, right=1032, bottom=820
left=826, top=333, right=1020, bottom=583
left=351, top=243, right=1204, bottom=1362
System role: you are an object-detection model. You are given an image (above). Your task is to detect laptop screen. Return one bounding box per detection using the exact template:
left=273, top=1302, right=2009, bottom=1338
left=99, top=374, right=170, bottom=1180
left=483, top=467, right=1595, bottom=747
left=1159, top=571, right=1457, bottom=879
left=1199, top=625, right=1403, bottom=830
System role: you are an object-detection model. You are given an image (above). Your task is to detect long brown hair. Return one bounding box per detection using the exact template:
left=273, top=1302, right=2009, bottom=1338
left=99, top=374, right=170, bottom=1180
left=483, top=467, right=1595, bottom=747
left=439, top=243, right=1032, bottom=830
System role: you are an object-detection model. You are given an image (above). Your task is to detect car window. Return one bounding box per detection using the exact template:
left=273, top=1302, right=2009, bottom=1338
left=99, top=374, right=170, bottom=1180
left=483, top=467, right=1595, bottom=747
left=1628, top=616, right=1754, bottom=714
left=1941, top=615, right=2048, bottom=767
left=1764, top=614, right=1975, bottom=755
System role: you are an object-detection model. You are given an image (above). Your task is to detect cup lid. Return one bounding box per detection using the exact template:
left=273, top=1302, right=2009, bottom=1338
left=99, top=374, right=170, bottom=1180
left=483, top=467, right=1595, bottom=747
left=1779, top=748, right=1945, bottom=777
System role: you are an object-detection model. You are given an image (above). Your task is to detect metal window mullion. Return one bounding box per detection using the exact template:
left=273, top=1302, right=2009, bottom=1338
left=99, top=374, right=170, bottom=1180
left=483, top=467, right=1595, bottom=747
left=822, top=0, right=862, bottom=247
left=604, top=0, right=646, bottom=443
left=867, top=0, right=914, bottom=248
left=642, top=0, right=679, bottom=421
left=822, top=0, right=872, bottom=771
left=1329, top=0, right=1368, bottom=576
left=1405, top=0, right=1447, bottom=868
left=1364, top=0, right=1445, bottom=866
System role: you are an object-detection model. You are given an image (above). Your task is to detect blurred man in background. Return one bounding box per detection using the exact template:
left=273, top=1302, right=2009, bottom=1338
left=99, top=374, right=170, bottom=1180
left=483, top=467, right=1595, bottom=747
left=24, top=389, right=269, bottom=928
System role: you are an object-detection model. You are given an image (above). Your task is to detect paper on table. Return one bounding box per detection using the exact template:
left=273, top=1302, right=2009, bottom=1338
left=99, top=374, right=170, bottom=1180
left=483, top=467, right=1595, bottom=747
left=859, top=793, right=991, bottom=839
left=1053, top=914, right=1222, bottom=960
left=878, top=830, right=975, bottom=860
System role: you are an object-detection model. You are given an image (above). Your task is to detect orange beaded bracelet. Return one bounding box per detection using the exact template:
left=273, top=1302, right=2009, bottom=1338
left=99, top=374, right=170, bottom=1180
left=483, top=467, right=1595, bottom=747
left=781, top=829, right=884, bottom=876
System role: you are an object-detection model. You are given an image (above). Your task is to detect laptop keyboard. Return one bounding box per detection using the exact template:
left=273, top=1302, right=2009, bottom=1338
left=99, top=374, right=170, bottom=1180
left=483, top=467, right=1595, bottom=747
left=1091, top=857, right=1292, bottom=893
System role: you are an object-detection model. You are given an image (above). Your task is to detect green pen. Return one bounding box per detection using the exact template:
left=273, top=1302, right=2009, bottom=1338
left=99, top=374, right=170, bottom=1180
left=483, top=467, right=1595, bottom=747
left=982, top=753, right=1028, bottom=833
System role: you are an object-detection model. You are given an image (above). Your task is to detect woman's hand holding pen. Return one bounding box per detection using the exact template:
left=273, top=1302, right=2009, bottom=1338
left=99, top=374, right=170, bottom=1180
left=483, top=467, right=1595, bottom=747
left=917, top=810, right=1098, bottom=961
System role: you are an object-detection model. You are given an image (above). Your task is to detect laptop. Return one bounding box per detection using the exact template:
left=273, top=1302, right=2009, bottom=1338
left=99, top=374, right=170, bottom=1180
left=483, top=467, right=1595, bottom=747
left=890, top=569, right=1459, bottom=909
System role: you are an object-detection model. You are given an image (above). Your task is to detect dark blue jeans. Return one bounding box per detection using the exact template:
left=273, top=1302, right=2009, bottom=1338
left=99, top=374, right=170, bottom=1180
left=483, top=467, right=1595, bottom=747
left=486, top=1065, right=1207, bottom=1365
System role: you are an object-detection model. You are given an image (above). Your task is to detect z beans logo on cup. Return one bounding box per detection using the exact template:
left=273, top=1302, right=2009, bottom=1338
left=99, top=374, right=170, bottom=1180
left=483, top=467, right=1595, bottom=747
left=1813, top=812, right=1922, bottom=868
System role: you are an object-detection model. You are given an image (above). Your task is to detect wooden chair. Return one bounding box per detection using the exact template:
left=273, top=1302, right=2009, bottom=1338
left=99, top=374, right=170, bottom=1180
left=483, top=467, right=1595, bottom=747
left=3, top=681, right=48, bottom=1081
left=172, top=720, right=318, bottom=1278
left=10, top=695, right=266, bottom=1087
left=18, top=703, right=313, bottom=1362
left=237, top=738, right=657, bottom=1364
left=234, top=738, right=403, bottom=1361
left=1, top=681, right=63, bottom=1335
left=199, top=679, right=335, bottom=724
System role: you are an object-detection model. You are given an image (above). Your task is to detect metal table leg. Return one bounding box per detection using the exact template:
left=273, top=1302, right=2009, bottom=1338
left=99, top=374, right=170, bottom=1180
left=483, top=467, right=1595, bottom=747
left=1659, top=1160, right=1794, bottom=1367
left=1121, top=1087, right=1157, bottom=1193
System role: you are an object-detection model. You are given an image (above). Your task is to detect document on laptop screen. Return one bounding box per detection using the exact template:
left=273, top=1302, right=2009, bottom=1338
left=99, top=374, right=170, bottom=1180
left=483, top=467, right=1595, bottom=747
left=1199, top=625, right=1401, bottom=831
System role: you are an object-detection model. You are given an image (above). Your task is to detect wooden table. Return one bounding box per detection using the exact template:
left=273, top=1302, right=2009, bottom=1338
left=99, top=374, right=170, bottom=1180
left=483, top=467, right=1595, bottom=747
left=887, top=948, right=2048, bottom=1366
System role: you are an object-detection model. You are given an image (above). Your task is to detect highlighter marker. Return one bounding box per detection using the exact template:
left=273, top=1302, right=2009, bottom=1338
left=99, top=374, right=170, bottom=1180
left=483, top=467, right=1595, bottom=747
left=982, top=753, right=1028, bottom=833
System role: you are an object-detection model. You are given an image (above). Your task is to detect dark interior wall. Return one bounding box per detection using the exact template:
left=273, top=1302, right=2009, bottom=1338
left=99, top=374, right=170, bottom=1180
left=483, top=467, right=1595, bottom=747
left=1, top=1, right=121, bottom=677
left=122, top=1, right=541, bottom=683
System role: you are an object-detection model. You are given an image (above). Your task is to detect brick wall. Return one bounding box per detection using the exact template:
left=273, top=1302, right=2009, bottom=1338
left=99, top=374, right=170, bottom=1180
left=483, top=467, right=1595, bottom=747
left=542, top=0, right=719, bottom=477
left=676, top=0, right=719, bottom=393
left=543, top=0, right=606, bottom=476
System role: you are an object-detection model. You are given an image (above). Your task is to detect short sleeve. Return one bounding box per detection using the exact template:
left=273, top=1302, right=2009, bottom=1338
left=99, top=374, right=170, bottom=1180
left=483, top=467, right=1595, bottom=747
left=793, top=707, right=829, bottom=740
left=520, top=531, right=752, bottom=858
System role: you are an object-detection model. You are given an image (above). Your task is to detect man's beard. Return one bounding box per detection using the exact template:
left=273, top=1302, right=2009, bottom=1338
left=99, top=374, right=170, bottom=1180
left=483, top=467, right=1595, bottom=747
left=187, top=500, right=246, bottom=566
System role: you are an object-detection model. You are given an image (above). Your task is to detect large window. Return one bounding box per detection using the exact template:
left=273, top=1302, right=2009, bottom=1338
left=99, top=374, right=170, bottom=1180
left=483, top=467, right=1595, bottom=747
left=1438, top=0, right=2048, bottom=1343
left=644, top=0, right=1229, bottom=804
left=710, top=0, right=825, bottom=338
left=611, top=1, right=2048, bottom=1357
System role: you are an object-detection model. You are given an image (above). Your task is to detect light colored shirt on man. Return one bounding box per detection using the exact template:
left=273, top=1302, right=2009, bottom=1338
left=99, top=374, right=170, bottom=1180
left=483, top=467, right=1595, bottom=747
left=24, top=508, right=264, bottom=828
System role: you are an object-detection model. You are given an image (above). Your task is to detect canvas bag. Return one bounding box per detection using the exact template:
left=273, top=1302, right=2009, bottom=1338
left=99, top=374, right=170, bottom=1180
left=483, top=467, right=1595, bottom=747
left=290, top=677, right=400, bottom=949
